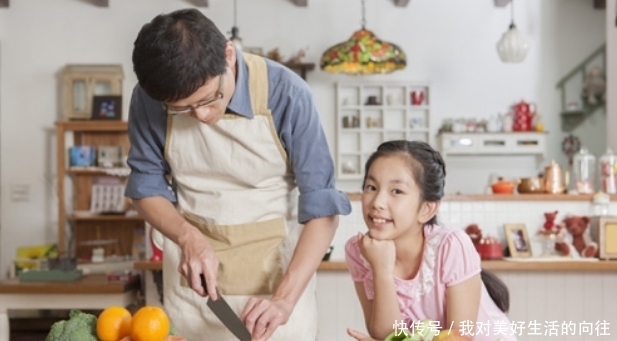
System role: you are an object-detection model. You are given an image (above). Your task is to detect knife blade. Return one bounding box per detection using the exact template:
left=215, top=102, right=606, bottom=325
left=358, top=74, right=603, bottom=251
left=201, top=275, right=253, bottom=341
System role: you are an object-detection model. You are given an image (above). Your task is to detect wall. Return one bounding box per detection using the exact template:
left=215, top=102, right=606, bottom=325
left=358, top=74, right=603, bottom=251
left=607, top=0, right=617, bottom=152
left=0, top=0, right=607, bottom=278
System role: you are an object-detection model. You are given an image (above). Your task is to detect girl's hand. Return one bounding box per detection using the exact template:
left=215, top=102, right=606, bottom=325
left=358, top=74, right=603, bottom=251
left=347, top=328, right=381, bottom=341
left=358, top=233, right=396, bottom=273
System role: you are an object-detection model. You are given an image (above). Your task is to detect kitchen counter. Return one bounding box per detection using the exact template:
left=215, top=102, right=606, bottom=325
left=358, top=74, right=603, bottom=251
left=347, top=193, right=617, bottom=201
left=134, top=259, right=617, bottom=272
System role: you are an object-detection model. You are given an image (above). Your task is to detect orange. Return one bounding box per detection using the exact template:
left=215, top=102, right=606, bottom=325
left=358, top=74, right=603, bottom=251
left=131, top=306, right=170, bottom=341
left=97, top=306, right=133, bottom=341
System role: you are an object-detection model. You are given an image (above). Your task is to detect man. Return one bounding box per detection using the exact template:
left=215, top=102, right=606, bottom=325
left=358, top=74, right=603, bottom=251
left=125, top=8, right=351, bottom=341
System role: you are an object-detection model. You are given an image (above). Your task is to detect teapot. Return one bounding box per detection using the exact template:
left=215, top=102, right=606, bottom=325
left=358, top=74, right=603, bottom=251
left=512, top=100, right=537, bottom=132
left=542, top=160, right=566, bottom=194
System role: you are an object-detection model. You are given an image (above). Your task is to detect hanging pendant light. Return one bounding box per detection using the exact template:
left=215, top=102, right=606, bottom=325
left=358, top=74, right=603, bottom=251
left=229, top=0, right=243, bottom=50
left=320, top=0, right=406, bottom=75
left=496, top=0, right=528, bottom=63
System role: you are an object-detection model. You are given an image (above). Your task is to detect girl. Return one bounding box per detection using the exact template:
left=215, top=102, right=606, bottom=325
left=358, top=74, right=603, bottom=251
left=345, top=140, right=515, bottom=341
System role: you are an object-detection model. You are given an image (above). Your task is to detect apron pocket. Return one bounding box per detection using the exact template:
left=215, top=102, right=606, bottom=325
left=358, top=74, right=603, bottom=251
left=182, top=214, right=286, bottom=296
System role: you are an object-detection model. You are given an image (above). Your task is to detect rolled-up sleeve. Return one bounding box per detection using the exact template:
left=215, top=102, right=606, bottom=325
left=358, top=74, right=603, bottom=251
left=274, top=74, right=351, bottom=224
left=299, top=189, right=351, bottom=224
left=125, top=85, right=176, bottom=203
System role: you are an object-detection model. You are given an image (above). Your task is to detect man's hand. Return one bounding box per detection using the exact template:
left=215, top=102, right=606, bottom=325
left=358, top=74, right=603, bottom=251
left=177, top=229, right=220, bottom=300
left=347, top=328, right=380, bottom=341
left=358, top=233, right=396, bottom=274
left=241, top=297, right=293, bottom=341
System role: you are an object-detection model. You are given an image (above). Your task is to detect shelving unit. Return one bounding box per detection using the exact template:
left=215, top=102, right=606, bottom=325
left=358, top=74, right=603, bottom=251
left=438, top=132, right=548, bottom=158
left=335, top=82, right=431, bottom=180
left=284, top=62, right=315, bottom=81
left=55, top=121, right=145, bottom=260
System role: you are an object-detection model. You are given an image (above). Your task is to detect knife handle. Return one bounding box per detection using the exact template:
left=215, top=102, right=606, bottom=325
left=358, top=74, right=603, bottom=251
left=200, top=273, right=208, bottom=295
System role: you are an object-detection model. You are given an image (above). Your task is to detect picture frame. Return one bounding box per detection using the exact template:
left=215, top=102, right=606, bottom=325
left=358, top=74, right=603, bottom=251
left=504, top=224, right=532, bottom=258
left=91, top=95, right=122, bottom=120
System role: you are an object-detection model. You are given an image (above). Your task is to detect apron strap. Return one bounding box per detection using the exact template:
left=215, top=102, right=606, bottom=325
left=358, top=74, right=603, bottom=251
left=242, top=52, right=269, bottom=115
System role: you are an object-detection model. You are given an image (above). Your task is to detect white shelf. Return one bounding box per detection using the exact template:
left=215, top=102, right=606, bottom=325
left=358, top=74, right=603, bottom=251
left=438, top=132, right=548, bottom=157
left=335, top=82, right=431, bottom=179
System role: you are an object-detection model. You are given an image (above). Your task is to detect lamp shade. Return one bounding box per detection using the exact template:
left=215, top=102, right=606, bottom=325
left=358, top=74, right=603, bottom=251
left=496, top=24, right=528, bottom=63
left=320, top=29, right=406, bottom=75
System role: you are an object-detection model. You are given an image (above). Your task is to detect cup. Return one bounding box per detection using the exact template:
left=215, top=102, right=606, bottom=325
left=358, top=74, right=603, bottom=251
left=342, top=116, right=350, bottom=128
left=411, top=91, right=425, bottom=105
left=366, top=96, right=379, bottom=105
left=387, top=94, right=402, bottom=106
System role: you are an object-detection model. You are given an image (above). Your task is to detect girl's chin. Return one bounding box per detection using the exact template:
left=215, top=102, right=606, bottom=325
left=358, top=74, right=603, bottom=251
left=367, top=229, right=390, bottom=240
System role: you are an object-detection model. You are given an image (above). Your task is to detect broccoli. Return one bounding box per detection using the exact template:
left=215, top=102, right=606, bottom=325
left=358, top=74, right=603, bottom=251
left=45, top=309, right=98, bottom=341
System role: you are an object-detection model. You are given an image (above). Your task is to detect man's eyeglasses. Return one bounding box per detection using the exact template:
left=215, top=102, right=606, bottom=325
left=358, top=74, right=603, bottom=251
left=162, top=74, right=225, bottom=115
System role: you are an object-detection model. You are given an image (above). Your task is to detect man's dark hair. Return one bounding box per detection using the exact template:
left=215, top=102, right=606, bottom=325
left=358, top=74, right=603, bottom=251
left=132, top=8, right=228, bottom=102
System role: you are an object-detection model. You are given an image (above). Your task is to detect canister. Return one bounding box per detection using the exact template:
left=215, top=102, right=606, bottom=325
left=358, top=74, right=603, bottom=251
left=599, top=148, right=617, bottom=194
left=573, top=147, right=596, bottom=194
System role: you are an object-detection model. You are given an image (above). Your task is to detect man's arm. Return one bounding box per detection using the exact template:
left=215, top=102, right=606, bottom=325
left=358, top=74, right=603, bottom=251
left=240, top=63, right=351, bottom=340
left=272, top=215, right=338, bottom=306
left=125, top=86, right=220, bottom=298
left=241, top=215, right=337, bottom=340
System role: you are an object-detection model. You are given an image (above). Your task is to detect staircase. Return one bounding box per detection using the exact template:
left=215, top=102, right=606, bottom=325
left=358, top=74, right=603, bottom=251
left=555, top=43, right=606, bottom=132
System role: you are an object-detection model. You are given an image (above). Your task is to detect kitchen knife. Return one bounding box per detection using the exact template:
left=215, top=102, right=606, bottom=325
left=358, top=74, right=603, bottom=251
left=201, top=274, right=253, bottom=341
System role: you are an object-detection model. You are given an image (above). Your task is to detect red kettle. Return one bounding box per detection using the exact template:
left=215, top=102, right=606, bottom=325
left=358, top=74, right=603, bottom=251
left=512, top=100, right=536, bottom=132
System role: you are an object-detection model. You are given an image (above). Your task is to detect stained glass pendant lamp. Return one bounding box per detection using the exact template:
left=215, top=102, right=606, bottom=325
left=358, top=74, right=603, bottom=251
left=320, top=0, right=406, bottom=75
left=496, top=0, right=528, bottom=63
left=229, top=0, right=243, bottom=50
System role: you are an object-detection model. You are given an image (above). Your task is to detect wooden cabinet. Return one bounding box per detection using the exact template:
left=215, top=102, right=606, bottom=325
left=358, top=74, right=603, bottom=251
left=55, top=121, right=144, bottom=260
left=335, top=82, right=431, bottom=180
left=60, top=65, right=123, bottom=120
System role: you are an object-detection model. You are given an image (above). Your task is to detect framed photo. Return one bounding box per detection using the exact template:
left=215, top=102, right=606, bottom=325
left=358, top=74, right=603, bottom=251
left=244, top=47, right=263, bottom=56
left=504, top=224, right=532, bottom=258
left=91, top=95, right=122, bottom=120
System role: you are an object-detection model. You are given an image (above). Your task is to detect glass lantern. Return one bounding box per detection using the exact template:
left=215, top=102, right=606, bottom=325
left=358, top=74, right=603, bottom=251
left=573, top=147, right=596, bottom=194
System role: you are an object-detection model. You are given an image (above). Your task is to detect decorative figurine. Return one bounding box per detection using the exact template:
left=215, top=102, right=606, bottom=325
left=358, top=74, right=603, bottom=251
left=582, top=65, right=606, bottom=106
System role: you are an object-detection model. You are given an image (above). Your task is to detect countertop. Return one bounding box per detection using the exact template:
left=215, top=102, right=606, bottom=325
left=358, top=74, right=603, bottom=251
left=134, top=259, right=617, bottom=272
left=0, top=274, right=140, bottom=294
left=346, top=193, right=617, bottom=201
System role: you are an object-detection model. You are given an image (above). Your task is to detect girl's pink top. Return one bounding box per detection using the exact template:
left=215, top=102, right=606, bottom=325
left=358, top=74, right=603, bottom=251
left=345, top=224, right=517, bottom=341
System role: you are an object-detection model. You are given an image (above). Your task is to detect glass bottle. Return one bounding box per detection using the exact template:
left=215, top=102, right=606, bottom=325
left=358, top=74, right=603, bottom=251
left=592, top=192, right=611, bottom=216
left=573, top=147, right=596, bottom=194
left=599, top=148, right=617, bottom=194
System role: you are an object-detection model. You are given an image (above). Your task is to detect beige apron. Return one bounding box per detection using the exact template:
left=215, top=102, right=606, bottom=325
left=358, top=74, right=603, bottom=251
left=162, top=53, right=317, bottom=341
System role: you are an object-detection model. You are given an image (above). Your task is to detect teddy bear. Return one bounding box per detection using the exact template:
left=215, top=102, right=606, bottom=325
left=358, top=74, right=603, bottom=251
left=557, top=215, right=598, bottom=258
left=582, top=65, right=606, bottom=106
left=465, top=224, right=483, bottom=244
left=541, top=210, right=559, bottom=234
